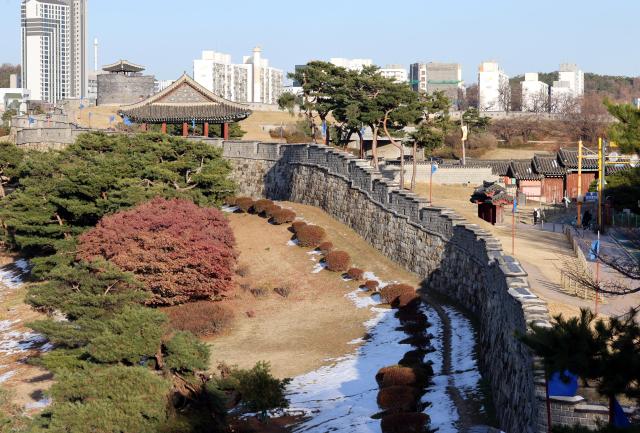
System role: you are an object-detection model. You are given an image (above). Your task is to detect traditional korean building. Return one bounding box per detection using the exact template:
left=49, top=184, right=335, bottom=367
left=532, top=154, right=566, bottom=203
left=506, top=160, right=543, bottom=201
left=97, top=60, right=156, bottom=106
left=470, top=181, right=513, bottom=225
left=118, top=73, right=252, bottom=138
left=557, top=148, right=598, bottom=199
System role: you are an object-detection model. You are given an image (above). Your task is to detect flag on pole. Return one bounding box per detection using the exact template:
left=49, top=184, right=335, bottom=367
left=79, top=103, right=85, bottom=110
left=513, top=196, right=518, bottom=213
left=548, top=371, right=578, bottom=397
left=28, top=116, right=35, bottom=125
left=321, top=120, right=327, bottom=138
left=612, top=397, right=631, bottom=427
left=192, top=118, right=196, bottom=131
left=109, top=115, right=115, bottom=124
left=123, top=116, right=133, bottom=126
left=589, top=240, right=600, bottom=260
left=431, top=163, right=438, bottom=174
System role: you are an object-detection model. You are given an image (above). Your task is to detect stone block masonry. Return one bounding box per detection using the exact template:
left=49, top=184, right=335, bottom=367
left=211, top=139, right=553, bottom=433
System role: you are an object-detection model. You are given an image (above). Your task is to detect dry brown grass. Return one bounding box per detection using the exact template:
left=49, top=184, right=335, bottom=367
left=165, top=301, right=234, bottom=337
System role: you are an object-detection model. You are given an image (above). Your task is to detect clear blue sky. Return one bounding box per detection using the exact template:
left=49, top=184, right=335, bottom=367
left=1, top=0, right=638, bottom=84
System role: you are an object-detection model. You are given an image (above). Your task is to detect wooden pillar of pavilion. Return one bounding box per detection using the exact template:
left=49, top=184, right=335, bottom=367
left=161, top=122, right=167, bottom=134
left=203, top=122, right=209, bottom=137
left=141, top=123, right=147, bottom=132
left=182, top=122, right=188, bottom=137
left=223, top=123, right=229, bottom=140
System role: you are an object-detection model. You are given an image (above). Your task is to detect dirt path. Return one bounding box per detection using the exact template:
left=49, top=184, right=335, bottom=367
left=207, top=203, right=420, bottom=379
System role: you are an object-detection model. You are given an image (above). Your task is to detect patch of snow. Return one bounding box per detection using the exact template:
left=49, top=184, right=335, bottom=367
left=0, top=330, right=48, bottom=357
left=361, top=271, right=392, bottom=289
left=286, top=307, right=409, bottom=433
left=445, top=306, right=483, bottom=397
left=287, top=239, right=300, bottom=247
left=311, top=262, right=326, bottom=274
left=0, top=259, right=30, bottom=289
left=221, top=205, right=239, bottom=213
left=25, top=397, right=51, bottom=410
left=306, top=250, right=321, bottom=256
left=0, top=370, right=15, bottom=383
left=422, top=304, right=459, bottom=433
left=345, top=289, right=381, bottom=309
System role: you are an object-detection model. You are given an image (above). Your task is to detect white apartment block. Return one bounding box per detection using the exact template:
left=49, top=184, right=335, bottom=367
left=521, top=73, right=549, bottom=112
left=379, top=64, right=408, bottom=83
left=478, top=61, right=510, bottom=112
left=21, top=0, right=87, bottom=103
left=194, top=47, right=283, bottom=105
left=329, top=58, right=373, bottom=72
left=551, top=63, right=584, bottom=113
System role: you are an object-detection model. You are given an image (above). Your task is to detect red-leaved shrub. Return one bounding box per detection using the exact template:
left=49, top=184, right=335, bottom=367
left=264, top=204, right=282, bottom=218
left=77, top=197, right=237, bottom=306
left=296, top=225, right=326, bottom=248
left=363, top=280, right=380, bottom=291
left=347, top=267, right=364, bottom=280
left=164, top=301, right=234, bottom=336
left=325, top=251, right=351, bottom=272
left=380, top=413, right=429, bottom=433
left=235, top=197, right=255, bottom=213
left=318, top=241, right=334, bottom=254
left=376, top=386, right=419, bottom=412
left=376, top=365, right=420, bottom=388
left=291, top=221, right=307, bottom=234
left=272, top=209, right=296, bottom=225
left=252, top=199, right=273, bottom=215
left=380, top=284, right=417, bottom=308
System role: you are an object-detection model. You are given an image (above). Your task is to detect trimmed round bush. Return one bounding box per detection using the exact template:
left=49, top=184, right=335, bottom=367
left=272, top=209, right=296, bottom=225
left=376, top=365, right=421, bottom=388
left=347, top=267, right=364, bottom=281
left=325, top=250, right=351, bottom=272
left=225, top=196, right=238, bottom=206
left=165, top=301, right=234, bottom=337
left=380, top=413, right=429, bottom=433
left=296, top=225, right=326, bottom=248
left=264, top=203, right=282, bottom=218
left=363, top=280, right=379, bottom=291
left=291, top=220, right=307, bottom=234
left=235, top=197, right=255, bottom=213
left=252, top=199, right=274, bottom=215
left=380, top=284, right=417, bottom=308
left=376, top=386, right=419, bottom=412
left=318, top=241, right=334, bottom=254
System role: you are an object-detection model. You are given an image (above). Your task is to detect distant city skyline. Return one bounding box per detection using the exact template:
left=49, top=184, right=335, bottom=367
left=1, top=0, right=639, bottom=85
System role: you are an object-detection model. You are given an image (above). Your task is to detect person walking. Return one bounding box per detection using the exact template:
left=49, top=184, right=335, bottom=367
left=582, top=209, right=592, bottom=230
left=533, top=208, right=539, bottom=225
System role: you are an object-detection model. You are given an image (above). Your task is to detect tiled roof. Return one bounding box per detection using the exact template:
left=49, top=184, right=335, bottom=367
left=465, top=159, right=512, bottom=176
left=557, top=148, right=599, bottom=171
left=470, top=181, right=513, bottom=205
left=532, top=154, right=566, bottom=176
left=119, top=74, right=252, bottom=123
left=507, top=160, right=543, bottom=180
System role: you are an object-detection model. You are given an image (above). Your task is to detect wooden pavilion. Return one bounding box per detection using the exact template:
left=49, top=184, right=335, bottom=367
left=470, top=181, right=514, bottom=225
left=118, top=73, right=252, bottom=139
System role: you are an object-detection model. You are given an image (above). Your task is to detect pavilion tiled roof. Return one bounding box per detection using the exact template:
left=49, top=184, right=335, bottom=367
left=470, top=181, right=514, bottom=205
left=558, top=148, right=599, bottom=171
left=102, top=59, right=146, bottom=73
left=118, top=74, right=252, bottom=123
left=507, top=160, right=543, bottom=181
left=532, top=154, right=566, bottom=177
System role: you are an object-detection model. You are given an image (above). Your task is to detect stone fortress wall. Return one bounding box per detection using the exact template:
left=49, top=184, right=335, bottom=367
left=211, top=139, right=552, bottom=433
left=97, top=74, right=156, bottom=106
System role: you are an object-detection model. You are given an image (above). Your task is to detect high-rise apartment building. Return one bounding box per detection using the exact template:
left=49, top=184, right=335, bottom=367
left=193, top=47, right=283, bottom=105
left=478, top=61, right=509, bottom=112
left=21, top=0, right=87, bottom=103
left=379, top=64, right=408, bottom=83
left=409, top=62, right=463, bottom=107
left=551, top=63, right=584, bottom=113
left=521, top=73, right=549, bottom=112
